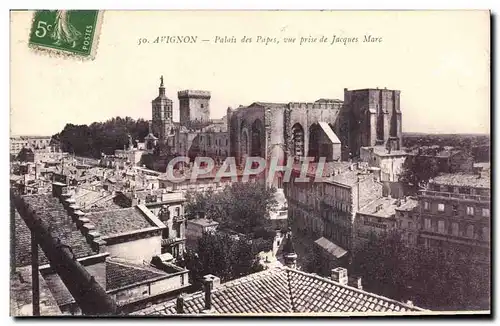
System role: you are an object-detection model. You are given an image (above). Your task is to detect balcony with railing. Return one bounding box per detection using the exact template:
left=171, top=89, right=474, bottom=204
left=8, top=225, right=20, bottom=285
left=419, top=190, right=490, bottom=202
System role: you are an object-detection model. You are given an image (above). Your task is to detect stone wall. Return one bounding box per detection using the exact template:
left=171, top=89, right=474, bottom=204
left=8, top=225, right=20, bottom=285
left=343, top=88, right=402, bottom=158
left=287, top=101, right=342, bottom=160
left=106, top=235, right=162, bottom=264
left=111, top=273, right=186, bottom=306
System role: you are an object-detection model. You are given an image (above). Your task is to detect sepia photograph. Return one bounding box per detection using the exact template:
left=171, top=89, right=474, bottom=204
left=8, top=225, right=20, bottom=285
left=9, top=9, right=491, bottom=317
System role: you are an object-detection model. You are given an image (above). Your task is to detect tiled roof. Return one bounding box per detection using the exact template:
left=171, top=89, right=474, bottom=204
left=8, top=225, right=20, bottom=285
left=328, top=169, right=364, bottom=186
left=85, top=207, right=155, bottom=237
left=358, top=197, right=398, bottom=218
left=85, top=194, right=123, bottom=212
left=430, top=173, right=490, bottom=189
left=72, top=188, right=111, bottom=209
left=11, top=266, right=62, bottom=316
left=43, top=273, right=75, bottom=306
left=395, top=198, right=419, bottom=211
left=121, top=189, right=185, bottom=204
left=132, top=267, right=423, bottom=315
left=20, top=194, right=96, bottom=261
left=14, top=210, right=48, bottom=267
left=106, top=260, right=168, bottom=291
left=314, top=237, right=347, bottom=258
left=41, top=259, right=170, bottom=307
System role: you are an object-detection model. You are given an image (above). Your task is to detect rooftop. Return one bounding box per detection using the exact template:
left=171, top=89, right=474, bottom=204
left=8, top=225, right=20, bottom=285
left=292, top=161, right=353, bottom=179
left=72, top=188, right=115, bottom=210
left=187, top=218, right=220, bottom=228
left=358, top=197, right=398, bottom=218
left=318, top=122, right=341, bottom=144
left=11, top=266, right=62, bottom=316
left=158, top=165, right=264, bottom=182
left=41, top=259, right=172, bottom=307
left=42, top=273, right=77, bottom=307
left=106, top=259, right=169, bottom=291
left=362, top=146, right=408, bottom=157
left=132, top=267, right=423, bottom=315
left=85, top=206, right=160, bottom=238
left=177, top=90, right=211, bottom=98
left=14, top=210, right=48, bottom=267
left=121, top=189, right=185, bottom=203
left=20, top=194, right=96, bottom=261
left=430, top=173, right=490, bottom=189
left=395, top=197, right=419, bottom=211
left=251, top=102, right=288, bottom=109
left=315, top=98, right=343, bottom=103
left=314, top=237, right=348, bottom=259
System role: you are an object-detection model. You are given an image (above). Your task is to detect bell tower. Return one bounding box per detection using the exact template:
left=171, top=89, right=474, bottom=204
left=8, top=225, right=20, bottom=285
left=151, top=76, right=175, bottom=145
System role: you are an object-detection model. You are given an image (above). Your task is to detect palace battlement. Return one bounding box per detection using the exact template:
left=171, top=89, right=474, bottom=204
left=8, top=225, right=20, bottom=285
left=177, top=90, right=211, bottom=99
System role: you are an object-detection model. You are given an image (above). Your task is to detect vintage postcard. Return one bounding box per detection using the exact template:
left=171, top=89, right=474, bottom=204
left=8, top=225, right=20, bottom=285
left=9, top=10, right=491, bottom=317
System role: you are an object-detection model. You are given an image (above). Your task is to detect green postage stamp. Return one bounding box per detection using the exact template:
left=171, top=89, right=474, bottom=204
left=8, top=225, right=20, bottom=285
left=29, top=10, right=103, bottom=59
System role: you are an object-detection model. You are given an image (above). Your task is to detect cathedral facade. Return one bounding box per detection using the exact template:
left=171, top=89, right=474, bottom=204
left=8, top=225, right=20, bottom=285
left=146, top=77, right=403, bottom=175
left=228, top=87, right=403, bottom=167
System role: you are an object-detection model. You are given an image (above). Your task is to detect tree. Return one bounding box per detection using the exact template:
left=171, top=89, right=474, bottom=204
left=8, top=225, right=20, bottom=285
left=52, top=117, right=149, bottom=158
left=180, top=232, right=264, bottom=289
left=184, top=182, right=278, bottom=234
left=16, top=148, right=34, bottom=162
left=351, top=230, right=490, bottom=311
left=399, top=153, right=439, bottom=193
left=184, top=188, right=228, bottom=221
left=221, top=182, right=278, bottom=232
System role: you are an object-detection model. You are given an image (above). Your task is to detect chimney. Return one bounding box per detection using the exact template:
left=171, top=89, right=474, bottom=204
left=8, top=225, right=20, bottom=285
left=176, top=293, right=185, bottom=314
left=331, top=267, right=348, bottom=286
left=202, top=274, right=220, bottom=313
left=52, top=182, right=67, bottom=198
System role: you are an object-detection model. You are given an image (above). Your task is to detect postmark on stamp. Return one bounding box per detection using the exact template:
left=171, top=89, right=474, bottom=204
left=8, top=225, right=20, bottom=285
left=29, top=10, right=103, bottom=59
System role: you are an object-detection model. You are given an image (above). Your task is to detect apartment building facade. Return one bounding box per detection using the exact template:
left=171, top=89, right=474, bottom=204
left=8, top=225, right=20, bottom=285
left=285, top=162, right=383, bottom=253
left=418, top=173, right=490, bottom=259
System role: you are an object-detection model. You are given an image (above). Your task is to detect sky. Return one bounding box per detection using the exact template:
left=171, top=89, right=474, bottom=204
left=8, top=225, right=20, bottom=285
left=10, top=10, right=490, bottom=136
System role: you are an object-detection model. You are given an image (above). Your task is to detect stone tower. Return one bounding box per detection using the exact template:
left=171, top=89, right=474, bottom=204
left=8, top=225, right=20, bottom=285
left=178, top=90, right=211, bottom=127
left=341, top=87, right=402, bottom=160
left=151, top=76, right=175, bottom=150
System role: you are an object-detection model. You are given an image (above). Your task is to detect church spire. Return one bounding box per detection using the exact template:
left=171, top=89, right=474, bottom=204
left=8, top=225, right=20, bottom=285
left=159, top=75, right=165, bottom=96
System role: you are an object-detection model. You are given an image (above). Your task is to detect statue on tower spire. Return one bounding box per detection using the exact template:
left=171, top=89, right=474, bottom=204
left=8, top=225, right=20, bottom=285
left=158, top=75, right=166, bottom=96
